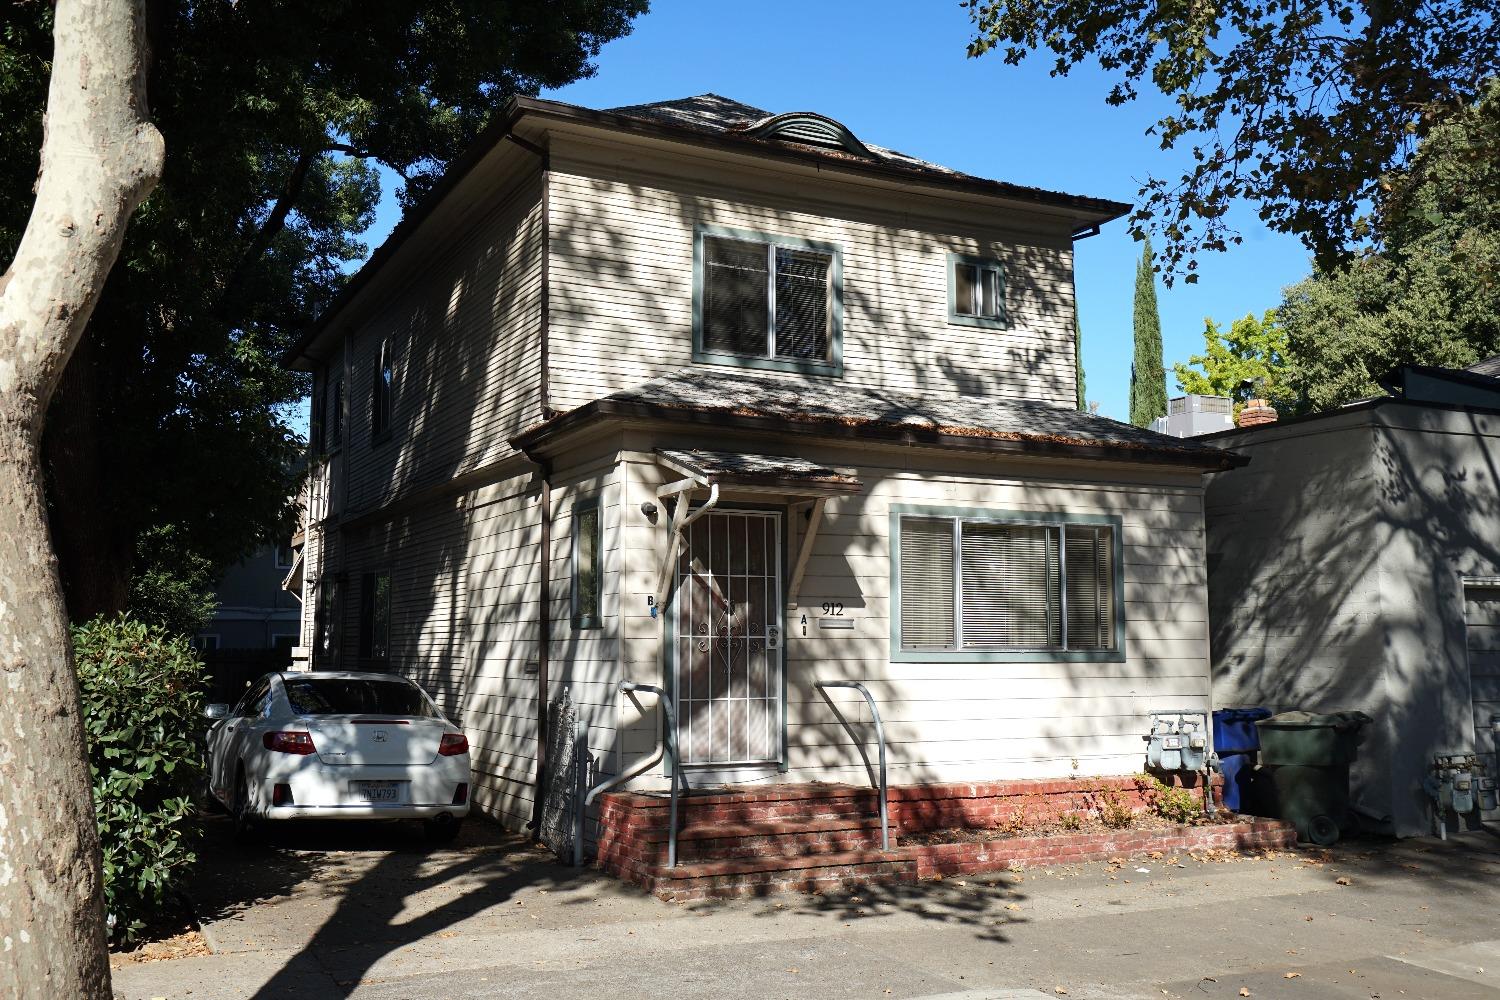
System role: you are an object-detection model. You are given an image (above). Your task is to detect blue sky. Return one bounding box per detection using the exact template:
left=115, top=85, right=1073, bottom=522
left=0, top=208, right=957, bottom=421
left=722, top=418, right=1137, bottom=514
left=359, top=0, right=1313, bottom=421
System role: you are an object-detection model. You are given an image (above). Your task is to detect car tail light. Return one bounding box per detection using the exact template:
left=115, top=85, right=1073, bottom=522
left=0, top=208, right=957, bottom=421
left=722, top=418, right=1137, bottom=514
left=452, top=783, right=469, bottom=805
left=272, top=783, right=294, bottom=806
left=263, top=731, right=317, bottom=755
left=438, top=733, right=468, bottom=756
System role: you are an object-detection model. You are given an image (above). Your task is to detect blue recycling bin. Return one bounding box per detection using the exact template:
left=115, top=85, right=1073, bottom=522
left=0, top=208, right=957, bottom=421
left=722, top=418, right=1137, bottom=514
left=1219, top=751, right=1256, bottom=812
left=1213, top=707, right=1272, bottom=753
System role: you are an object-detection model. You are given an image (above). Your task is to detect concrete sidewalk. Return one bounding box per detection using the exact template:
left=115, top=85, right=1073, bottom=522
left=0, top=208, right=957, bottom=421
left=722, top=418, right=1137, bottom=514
left=111, top=818, right=1500, bottom=999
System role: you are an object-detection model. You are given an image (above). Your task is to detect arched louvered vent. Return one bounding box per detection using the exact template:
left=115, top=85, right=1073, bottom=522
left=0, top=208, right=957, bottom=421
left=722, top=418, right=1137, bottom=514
left=740, top=113, right=875, bottom=158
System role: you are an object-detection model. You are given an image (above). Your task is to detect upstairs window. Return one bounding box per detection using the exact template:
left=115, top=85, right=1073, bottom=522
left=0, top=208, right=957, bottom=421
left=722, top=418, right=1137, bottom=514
left=895, top=510, right=1121, bottom=660
left=948, top=254, right=1007, bottom=328
left=694, top=225, right=843, bottom=376
left=371, top=338, right=393, bottom=442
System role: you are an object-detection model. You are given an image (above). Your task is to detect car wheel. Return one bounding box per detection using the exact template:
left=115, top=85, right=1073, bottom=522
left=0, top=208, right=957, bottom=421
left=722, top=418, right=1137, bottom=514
left=423, top=816, right=464, bottom=844
left=232, top=769, right=261, bottom=845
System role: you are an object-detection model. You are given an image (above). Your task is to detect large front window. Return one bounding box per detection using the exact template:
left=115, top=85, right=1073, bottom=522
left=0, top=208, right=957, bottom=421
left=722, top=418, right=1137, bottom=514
left=895, top=510, right=1121, bottom=659
left=694, top=226, right=842, bottom=376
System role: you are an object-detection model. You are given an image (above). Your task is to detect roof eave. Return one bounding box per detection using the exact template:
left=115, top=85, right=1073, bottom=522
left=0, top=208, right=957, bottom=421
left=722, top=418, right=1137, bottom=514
left=510, top=399, right=1246, bottom=472
left=512, top=96, right=1131, bottom=223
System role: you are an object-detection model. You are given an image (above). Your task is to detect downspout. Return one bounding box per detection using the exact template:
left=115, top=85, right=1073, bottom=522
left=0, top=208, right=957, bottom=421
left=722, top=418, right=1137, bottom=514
left=502, top=132, right=554, bottom=835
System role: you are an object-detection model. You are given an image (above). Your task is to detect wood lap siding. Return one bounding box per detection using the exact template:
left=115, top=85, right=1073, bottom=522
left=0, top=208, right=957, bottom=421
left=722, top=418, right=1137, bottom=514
left=342, top=172, right=545, bottom=517
left=464, top=474, right=545, bottom=829
left=545, top=139, right=1078, bottom=412
left=606, top=437, right=1211, bottom=787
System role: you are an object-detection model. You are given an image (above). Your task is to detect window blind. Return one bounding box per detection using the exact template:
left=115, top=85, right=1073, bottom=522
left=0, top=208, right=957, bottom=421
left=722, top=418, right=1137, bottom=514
left=899, top=515, right=1118, bottom=654
left=899, top=518, right=955, bottom=649
left=773, top=247, right=830, bottom=360
left=961, top=522, right=1060, bottom=648
left=703, top=236, right=768, bottom=356
left=1065, top=526, right=1115, bottom=650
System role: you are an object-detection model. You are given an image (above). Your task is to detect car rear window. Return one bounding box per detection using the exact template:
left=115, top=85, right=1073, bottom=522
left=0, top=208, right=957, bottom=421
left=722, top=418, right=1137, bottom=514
left=283, top=678, right=438, bottom=718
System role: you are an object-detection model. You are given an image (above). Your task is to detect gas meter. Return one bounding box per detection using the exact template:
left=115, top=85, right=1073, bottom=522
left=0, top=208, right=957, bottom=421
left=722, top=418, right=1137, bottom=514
left=1144, top=710, right=1210, bottom=773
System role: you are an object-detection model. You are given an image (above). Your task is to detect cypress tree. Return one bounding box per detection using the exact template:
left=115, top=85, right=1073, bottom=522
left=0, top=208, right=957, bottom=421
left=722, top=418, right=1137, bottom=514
left=1075, top=313, right=1087, bottom=410
left=1129, top=238, right=1168, bottom=427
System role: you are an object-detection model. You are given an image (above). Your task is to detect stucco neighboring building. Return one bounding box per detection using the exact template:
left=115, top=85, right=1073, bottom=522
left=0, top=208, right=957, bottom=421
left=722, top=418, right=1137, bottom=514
left=1204, top=361, right=1500, bottom=837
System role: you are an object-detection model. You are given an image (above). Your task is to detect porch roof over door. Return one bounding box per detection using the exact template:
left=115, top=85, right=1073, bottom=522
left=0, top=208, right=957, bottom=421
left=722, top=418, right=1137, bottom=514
left=655, top=448, right=863, bottom=498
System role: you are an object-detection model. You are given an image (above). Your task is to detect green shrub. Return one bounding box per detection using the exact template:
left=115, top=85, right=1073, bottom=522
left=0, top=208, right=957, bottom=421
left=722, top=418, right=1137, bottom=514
left=1096, top=788, right=1135, bottom=829
left=74, top=615, right=206, bottom=943
left=1138, top=773, right=1204, bottom=825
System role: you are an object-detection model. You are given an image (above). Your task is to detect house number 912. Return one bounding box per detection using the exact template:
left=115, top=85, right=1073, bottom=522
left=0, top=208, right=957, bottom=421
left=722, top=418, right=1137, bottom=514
left=821, top=601, right=844, bottom=616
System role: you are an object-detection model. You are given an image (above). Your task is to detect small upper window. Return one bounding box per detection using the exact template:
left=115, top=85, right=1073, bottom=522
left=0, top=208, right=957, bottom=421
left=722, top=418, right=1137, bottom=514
left=371, top=338, right=393, bottom=442
left=949, top=254, right=1006, bottom=328
left=694, top=226, right=842, bottom=376
left=274, top=542, right=295, bottom=569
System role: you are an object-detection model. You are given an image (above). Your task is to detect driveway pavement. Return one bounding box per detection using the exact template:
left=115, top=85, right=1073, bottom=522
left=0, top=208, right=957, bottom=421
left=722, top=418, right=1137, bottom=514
left=112, top=816, right=1500, bottom=999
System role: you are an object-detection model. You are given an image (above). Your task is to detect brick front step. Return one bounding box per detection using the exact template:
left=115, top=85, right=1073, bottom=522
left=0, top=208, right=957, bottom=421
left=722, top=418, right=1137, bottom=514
left=629, top=850, right=918, bottom=903
left=592, top=779, right=1286, bottom=902
left=905, top=819, right=1297, bottom=879
left=599, top=816, right=894, bottom=865
left=599, top=784, right=882, bottom=832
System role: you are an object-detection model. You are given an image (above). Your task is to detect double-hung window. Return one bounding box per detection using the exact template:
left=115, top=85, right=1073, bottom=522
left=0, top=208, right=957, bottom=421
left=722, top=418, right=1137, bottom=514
left=329, top=375, right=344, bottom=449
left=693, top=225, right=843, bottom=376
left=358, top=571, right=391, bottom=662
left=948, top=253, right=1006, bottom=328
left=894, top=508, right=1122, bottom=660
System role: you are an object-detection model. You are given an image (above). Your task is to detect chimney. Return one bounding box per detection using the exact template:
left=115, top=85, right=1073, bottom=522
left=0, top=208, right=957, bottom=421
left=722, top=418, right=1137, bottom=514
left=1237, top=398, right=1278, bottom=428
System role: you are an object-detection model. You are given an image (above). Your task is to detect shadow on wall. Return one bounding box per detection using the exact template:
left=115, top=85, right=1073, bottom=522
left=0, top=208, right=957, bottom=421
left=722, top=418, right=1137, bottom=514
left=1207, top=409, right=1500, bottom=831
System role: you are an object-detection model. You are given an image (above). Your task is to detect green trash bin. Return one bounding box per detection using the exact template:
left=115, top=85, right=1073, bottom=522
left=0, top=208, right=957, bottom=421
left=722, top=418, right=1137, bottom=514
left=1255, top=710, right=1371, bottom=766
left=1254, top=711, right=1371, bottom=845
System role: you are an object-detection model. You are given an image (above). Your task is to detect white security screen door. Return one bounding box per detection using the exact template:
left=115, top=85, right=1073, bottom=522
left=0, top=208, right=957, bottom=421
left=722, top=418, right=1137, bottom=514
left=673, top=510, right=783, bottom=765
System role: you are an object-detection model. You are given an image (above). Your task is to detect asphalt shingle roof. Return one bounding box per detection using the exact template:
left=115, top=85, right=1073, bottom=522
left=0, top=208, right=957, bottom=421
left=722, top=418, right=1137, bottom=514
left=517, top=369, right=1241, bottom=469
left=607, top=94, right=966, bottom=180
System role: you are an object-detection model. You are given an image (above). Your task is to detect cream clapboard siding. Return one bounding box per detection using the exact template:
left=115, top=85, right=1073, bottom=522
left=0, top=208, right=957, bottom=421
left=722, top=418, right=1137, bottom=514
left=338, top=170, right=545, bottom=517
left=459, top=449, right=623, bottom=829
left=575, top=429, right=1211, bottom=789
left=464, top=472, right=545, bottom=828
left=545, top=136, right=1079, bottom=412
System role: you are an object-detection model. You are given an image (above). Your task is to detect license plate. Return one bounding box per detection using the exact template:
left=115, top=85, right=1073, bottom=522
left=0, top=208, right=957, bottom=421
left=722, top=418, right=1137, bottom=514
left=350, top=780, right=401, bottom=803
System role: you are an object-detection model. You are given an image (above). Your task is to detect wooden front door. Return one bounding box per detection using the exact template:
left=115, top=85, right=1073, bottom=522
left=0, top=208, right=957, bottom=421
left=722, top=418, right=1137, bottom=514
left=673, top=510, right=783, bottom=766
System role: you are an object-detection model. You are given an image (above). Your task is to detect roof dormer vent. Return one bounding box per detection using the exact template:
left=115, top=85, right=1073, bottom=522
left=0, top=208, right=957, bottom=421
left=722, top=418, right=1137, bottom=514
left=738, top=112, right=875, bottom=158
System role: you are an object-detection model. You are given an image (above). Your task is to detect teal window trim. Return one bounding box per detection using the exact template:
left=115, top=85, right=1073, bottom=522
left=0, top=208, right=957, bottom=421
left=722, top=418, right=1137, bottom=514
left=571, top=497, right=603, bottom=631
left=947, top=252, right=1008, bottom=330
left=888, top=503, right=1126, bottom=663
left=692, top=223, right=844, bottom=377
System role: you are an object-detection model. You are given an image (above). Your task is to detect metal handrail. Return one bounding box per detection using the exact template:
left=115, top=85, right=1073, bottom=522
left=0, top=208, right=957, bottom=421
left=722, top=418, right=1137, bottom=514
left=575, top=680, right=687, bottom=868
left=813, top=680, right=889, bottom=851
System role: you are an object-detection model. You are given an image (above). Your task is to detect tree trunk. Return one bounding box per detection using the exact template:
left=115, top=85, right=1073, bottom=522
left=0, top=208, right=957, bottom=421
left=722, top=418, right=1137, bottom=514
left=0, top=1, right=164, bottom=997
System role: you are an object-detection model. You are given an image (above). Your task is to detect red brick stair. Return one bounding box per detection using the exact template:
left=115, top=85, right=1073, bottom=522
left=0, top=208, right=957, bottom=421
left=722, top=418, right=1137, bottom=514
left=596, top=783, right=908, bottom=901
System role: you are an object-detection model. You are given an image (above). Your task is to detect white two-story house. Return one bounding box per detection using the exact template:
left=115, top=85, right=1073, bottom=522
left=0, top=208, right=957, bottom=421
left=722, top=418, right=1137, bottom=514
left=284, top=94, right=1239, bottom=845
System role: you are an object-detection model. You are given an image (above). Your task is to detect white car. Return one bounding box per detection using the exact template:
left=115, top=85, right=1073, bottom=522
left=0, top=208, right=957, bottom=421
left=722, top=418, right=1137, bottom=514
left=204, top=671, right=472, bottom=840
